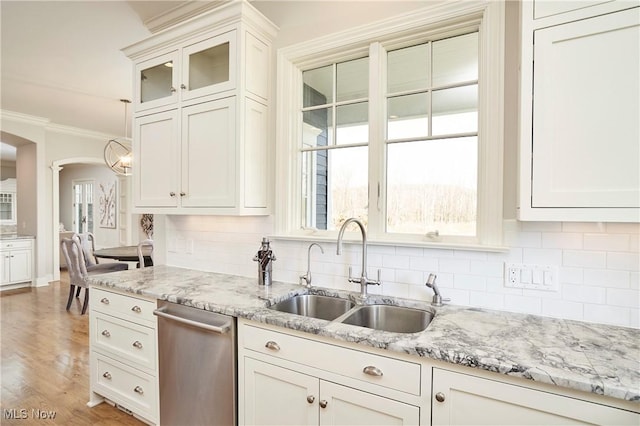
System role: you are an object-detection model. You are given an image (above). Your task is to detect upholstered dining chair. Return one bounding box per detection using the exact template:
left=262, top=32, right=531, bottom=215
left=137, top=239, right=154, bottom=268
left=60, top=235, right=128, bottom=314
left=72, top=233, right=128, bottom=297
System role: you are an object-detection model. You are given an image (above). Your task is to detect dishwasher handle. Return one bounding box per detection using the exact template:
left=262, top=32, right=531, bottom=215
left=153, top=306, right=231, bottom=334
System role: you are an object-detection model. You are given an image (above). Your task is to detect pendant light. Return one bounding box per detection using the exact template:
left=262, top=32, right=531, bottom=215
left=104, top=99, right=132, bottom=176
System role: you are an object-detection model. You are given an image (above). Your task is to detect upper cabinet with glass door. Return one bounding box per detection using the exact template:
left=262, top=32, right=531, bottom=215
left=133, top=31, right=237, bottom=112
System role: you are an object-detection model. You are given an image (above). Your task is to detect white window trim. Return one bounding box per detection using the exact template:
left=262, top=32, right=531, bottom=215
left=274, top=1, right=505, bottom=251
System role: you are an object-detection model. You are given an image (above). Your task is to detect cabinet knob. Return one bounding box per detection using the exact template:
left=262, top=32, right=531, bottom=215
left=319, top=400, right=328, bottom=409
left=133, top=386, right=144, bottom=395
left=131, top=305, right=142, bottom=313
left=265, top=341, right=280, bottom=351
left=170, top=86, right=176, bottom=93
left=180, top=191, right=186, bottom=197
left=170, top=192, right=176, bottom=197
left=362, top=366, right=383, bottom=377
left=101, top=330, right=111, bottom=337
left=102, top=372, right=112, bottom=380
left=306, top=395, right=315, bottom=404
left=435, top=392, right=446, bottom=403
left=100, top=297, right=110, bottom=304
left=180, top=83, right=186, bottom=90
left=132, top=341, right=143, bottom=349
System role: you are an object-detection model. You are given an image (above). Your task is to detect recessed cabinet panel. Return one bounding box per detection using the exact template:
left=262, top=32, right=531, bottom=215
left=134, top=110, right=180, bottom=207
left=182, top=31, right=236, bottom=102
left=245, top=32, right=269, bottom=100
left=534, top=0, right=613, bottom=19
left=532, top=8, right=639, bottom=208
left=244, top=99, right=268, bottom=208
left=134, top=51, right=179, bottom=112
left=181, top=99, right=237, bottom=208
left=432, top=368, right=639, bottom=425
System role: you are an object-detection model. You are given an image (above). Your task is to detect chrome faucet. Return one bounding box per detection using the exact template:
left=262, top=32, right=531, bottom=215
left=336, top=218, right=381, bottom=300
left=425, top=273, right=450, bottom=307
left=300, top=243, right=324, bottom=288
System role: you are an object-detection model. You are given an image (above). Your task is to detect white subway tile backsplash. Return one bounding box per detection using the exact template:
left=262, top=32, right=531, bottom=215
left=165, top=217, right=640, bottom=328
left=583, top=269, right=630, bottom=288
left=583, top=233, right=630, bottom=252
left=438, top=258, right=470, bottom=273
left=562, top=283, right=606, bottom=304
left=563, top=250, right=607, bottom=269
left=606, top=288, right=640, bottom=309
left=584, top=304, right=630, bottom=327
left=607, top=252, right=640, bottom=272
left=542, top=232, right=583, bottom=249
left=504, top=294, right=542, bottom=315
left=542, top=299, right=583, bottom=321
left=523, top=248, right=563, bottom=265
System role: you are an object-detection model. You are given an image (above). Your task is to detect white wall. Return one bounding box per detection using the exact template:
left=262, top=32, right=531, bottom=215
left=0, top=161, right=16, bottom=180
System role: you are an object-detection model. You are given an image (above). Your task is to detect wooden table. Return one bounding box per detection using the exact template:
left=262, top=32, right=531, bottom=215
left=94, top=245, right=153, bottom=267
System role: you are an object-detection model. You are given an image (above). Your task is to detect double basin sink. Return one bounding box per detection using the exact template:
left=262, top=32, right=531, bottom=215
left=269, top=294, right=435, bottom=334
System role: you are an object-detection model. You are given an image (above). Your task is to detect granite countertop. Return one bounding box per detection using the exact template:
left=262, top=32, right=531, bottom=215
left=0, top=234, right=35, bottom=240
left=87, top=265, right=640, bottom=403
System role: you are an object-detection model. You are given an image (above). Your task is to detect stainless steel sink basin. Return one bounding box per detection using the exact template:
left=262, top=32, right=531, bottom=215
left=339, top=304, right=435, bottom=333
left=269, top=295, right=355, bottom=321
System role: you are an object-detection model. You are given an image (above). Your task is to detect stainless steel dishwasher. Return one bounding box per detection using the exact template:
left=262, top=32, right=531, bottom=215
left=154, top=301, right=236, bottom=425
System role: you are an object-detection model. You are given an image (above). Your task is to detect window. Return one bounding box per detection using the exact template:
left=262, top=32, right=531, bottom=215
left=73, top=180, right=94, bottom=234
left=277, top=1, right=504, bottom=248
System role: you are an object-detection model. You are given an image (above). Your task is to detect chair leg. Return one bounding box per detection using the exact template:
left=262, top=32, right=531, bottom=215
left=75, top=287, right=81, bottom=298
left=66, top=285, right=76, bottom=311
left=81, top=289, right=89, bottom=315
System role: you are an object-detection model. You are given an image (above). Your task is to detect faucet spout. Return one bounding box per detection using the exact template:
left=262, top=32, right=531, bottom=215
left=336, top=218, right=380, bottom=300
left=300, top=243, right=324, bottom=288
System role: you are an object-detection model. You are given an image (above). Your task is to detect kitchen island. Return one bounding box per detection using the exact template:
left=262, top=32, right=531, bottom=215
left=88, top=265, right=639, bottom=424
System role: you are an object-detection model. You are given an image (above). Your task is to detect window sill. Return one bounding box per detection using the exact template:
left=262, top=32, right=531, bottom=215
left=270, top=233, right=508, bottom=253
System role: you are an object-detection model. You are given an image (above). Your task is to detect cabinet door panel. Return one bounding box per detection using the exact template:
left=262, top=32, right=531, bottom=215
left=432, top=368, right=639, bottom=425
left=181, top=98, right=237, bottom=207
left=243, top=99, right=268, bottom=208
left=181, top=31, right=237, bottom=102
left=319, top=381, right=419, bottom=426
left=134, top=110, right=180, bottom=207
left=0, top=253, right=10, bottom=284
left=9, top=250, right=31, bottom=283
left=134, top=51, right=179, bottom=112
left=243, top=357, right=317, bottom=426
left=532, top=8, right=640, bottom=208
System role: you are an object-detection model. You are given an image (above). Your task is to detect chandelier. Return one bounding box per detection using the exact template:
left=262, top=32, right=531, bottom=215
left=104, top=99, right=132, bottom=176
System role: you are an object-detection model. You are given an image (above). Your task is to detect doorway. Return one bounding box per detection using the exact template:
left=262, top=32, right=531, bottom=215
left=72, top=179, right=94, bottom=234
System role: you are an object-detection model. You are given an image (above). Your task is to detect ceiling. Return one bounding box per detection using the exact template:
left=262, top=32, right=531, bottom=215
left=0, top=1, right=432, bottom=140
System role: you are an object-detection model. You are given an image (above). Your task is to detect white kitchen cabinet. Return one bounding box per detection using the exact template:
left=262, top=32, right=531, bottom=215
left=239, top=320, right=422, bottom=426
left=0, top=239, right=33, bottom=288
left=125, top=1, right=276, bottom=215
left=518, top=0, right=640, bottom=222
left=431, top=367, right=639, bottom=425
left=88, top=287, right=159, bottom=425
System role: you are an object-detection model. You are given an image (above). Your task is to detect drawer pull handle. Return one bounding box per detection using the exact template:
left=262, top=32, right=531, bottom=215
left=101, top=330, right=111, bottom=337
left=319, top=400, right=328, bottom=409
left=306, top=395, right=315, bottom=404
left=134, top=386, right=144, bottom=395
left=265, top=341, right=280, bottom=351
left=132, top=341, right=143, bottom=349
left=131, top=305, right=142, bottom=313
left=363, top=366, right=383, bottom=377
left=100, top=298, right=110, bottom=304
left=435, top=392, right=446, bottom=403
left=102, top=372, right=112, bottom=380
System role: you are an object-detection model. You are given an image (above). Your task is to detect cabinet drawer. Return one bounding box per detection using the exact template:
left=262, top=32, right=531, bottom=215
left=93, top=352, right=157, bottom=422
left=242, top=324, right=421, bottom=395
left=93, top=313, right=156, bottom=371
left=0, top=240, right=32, bottom=250
left=91, top=287, right=156, bottom=326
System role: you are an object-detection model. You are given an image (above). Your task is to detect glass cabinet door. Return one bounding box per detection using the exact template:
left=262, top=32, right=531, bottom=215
left=181, top=30, right=237, bottom=101
left=134, top=51, right=179, bottom=112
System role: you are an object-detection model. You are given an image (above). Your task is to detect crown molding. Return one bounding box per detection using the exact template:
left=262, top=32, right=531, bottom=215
left=143, top=1, right=229, bottom=34
left=0, top=110, right=49, bottom=126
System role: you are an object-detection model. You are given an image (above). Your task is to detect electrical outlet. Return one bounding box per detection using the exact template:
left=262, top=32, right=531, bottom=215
left=504, top=262, right=559, bottom=292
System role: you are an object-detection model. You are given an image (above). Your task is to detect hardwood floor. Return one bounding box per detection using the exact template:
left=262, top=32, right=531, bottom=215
left=0, top=277, right=144, bottom=425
